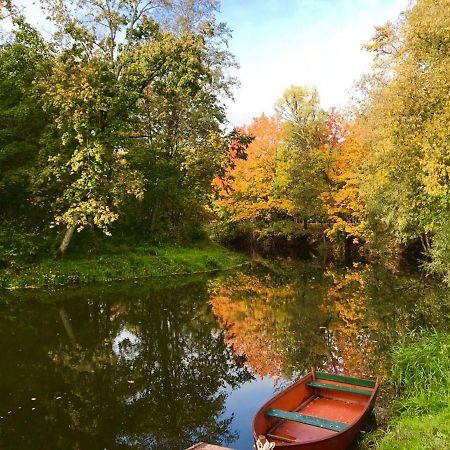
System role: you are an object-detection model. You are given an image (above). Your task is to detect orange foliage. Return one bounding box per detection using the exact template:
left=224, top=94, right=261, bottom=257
left=320, top=269, right=382, bottom=378
left=212, top=127, right=248, bottom=195
left=214, top=115, right=287, bottom=223
left=322, top=121, right=368, bottom=242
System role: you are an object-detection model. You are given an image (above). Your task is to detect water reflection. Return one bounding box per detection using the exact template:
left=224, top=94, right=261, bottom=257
left=210, top=261, right=449, bottom=383
left=0, top=277, right=252, bottom=450
left=0, top=263, right=448, bottom=450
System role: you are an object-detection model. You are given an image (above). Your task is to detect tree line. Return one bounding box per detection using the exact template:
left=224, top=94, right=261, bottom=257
left=214, top=0, right=450, bottom=279
left=0, top=0, right=248, bottom=261
left=2, top=0, right=450, bottom=283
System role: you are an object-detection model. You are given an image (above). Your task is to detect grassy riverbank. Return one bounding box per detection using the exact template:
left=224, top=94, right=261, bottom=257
left=364, top=332, right=450, bottom=450
left=0, top=243, right=247, bottom=290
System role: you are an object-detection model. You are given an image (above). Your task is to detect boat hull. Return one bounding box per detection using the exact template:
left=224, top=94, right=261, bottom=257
left=252, top=372, right=379, bottom=450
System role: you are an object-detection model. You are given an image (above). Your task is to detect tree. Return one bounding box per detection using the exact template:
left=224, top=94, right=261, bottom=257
left=275, top=85, right=326, bottom=151
left=214, top=87, right=332, bottom=243
left=213, top=115, right=285, bottom=236
left=275, top=86, right=329, bottom=229
left=28, top=0, right=235, bottom=254
left=0, top=18, right=50, bottom=221
left=359, top=0, right=450, bottom=278
left=321, top=117, right=369, bottom=258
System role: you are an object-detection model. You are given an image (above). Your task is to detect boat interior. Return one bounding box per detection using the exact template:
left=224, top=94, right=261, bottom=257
left=258, top=372, right=376, bottom=446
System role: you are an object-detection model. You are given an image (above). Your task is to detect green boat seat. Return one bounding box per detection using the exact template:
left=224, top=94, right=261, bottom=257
left=265, top=408, right=348, bottom=432
left=315, top=372, right=376, bottom=388
left=308, top=381, right=373, bottom=396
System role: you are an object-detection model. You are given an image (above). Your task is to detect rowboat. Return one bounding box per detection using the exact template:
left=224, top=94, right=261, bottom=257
left=253, top=370, right=380, bottom=450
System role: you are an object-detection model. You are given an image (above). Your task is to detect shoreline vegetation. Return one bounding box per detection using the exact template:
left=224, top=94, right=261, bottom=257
left=0, top=1, right=449, bottom=448
left=0, top=243, right=247, bottom=290
left=1, top=0, right=450, bottom=283
left=363, top=332, right=450, bottom=450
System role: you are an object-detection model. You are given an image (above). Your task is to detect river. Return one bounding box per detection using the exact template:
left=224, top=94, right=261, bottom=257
left=0, top=259, right=447, bottom=449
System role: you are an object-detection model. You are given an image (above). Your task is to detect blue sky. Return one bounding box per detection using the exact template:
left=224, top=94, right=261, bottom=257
left=9, top=0, right=409, bottom=125
left=218, top=0, right=409, bottom=125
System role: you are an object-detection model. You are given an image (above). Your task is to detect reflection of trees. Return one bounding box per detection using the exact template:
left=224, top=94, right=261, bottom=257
left=211, top=273, right=289, bottom=378
left=210, top=262, right=450, bottom=383
left=320, top=269, right=379, bottom=377
left=1, top=264, right=448, bottom=449
left=210, top=265, right=332, bottom=379
left=320, top=264, right=450, bottom=380
left=0, top=278, right=251, bottom=450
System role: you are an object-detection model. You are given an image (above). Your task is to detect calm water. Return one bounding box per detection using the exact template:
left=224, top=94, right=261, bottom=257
left=0, top=260, right=448, bottom=450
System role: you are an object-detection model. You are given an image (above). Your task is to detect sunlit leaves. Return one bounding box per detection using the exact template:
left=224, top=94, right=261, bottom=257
left=214, top=86, right=332, bottom=240
left=24, top=0, right=234, bottom=248
left=360, top=0, right=450, bottom=275
left=322, top=119, right=369, bottom=248
left=213, top=114, right=284, bottom=228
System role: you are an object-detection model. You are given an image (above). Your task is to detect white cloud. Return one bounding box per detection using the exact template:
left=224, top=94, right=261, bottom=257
left=223, top=0, right=410, bottom=126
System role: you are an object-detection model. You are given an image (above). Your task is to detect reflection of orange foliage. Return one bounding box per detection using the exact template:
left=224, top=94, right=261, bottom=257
left=320, top=269, right=379, bottom=377
left=210, top=273, right=294, bottom=378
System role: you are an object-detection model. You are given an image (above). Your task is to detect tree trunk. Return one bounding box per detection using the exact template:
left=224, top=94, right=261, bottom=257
left=57, top=225, right=76, bottom=258
left=303, top=218, right=308, bottom=230
left=59, top=307, right=76, bottom=344
left=322, top=233, right=328, bottom=267
left=424, top=233, right=432, bottom=252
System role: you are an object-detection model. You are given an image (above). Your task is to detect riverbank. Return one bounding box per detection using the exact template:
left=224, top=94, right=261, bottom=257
left=0, top=243, right=247, bottom=290
left=363, top=332, right=450, bottom=449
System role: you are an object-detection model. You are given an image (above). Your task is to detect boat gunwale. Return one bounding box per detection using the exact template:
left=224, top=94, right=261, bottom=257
left=252, top=371, right=380, bottom=448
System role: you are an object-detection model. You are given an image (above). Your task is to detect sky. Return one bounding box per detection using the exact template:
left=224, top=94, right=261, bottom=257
left=9, top=0, right=410, bottom=126
left=218, top=0, right=410, bottom=125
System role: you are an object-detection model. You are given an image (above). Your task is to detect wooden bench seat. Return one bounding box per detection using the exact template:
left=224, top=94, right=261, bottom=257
left=265, top=408, right=348, bottom=432
left=315, top=372, right=376, bottom=388
left=308, top=381, right=373, bottom=396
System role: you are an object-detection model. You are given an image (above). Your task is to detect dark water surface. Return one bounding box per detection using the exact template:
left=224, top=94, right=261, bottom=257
left=0, top=261, right=448, bottom=450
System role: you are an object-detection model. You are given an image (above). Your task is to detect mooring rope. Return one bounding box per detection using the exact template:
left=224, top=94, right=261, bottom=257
left=256, top=436, right=275, bottom=450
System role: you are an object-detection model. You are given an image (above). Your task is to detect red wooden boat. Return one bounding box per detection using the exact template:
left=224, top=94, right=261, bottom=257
left=253, top=370, right=380, bottom=450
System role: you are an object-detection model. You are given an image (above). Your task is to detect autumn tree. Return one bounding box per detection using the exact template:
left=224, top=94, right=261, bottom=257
left=360, top=0, right=450, bottom=278
left=214, top=87, right=333, bottom=244
left=321, top=116, right=368, bottom=259
left=24, top=0, right=236, bottom=255
left=213, top=114, right=285, bottom=239
left=275, top=86, right=329, bottom=229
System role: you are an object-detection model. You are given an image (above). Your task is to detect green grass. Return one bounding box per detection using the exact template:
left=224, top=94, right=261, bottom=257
left=0, top=243, right=247, bottom=289
left=367, top=409, right=450, bottom=450
left=363, top=332, right=450, bottom=450
left=391, top=331, right=450, bottom=416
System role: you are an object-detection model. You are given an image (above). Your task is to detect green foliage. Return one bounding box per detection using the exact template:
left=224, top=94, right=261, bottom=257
left=274, top=86, right=329, bottom=225
left=275, top=85, right=326, bottom=151
left=0, top=0, right=238, bottom=262
left=0, top=18, right=50, bottom=220
left=363, top=332, right=450, bottom=450
left=35, top=2, right=221, bottom=239
left=0, top=221, right=55, bottom=268
left=359, top=0, right=450, bottom=274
